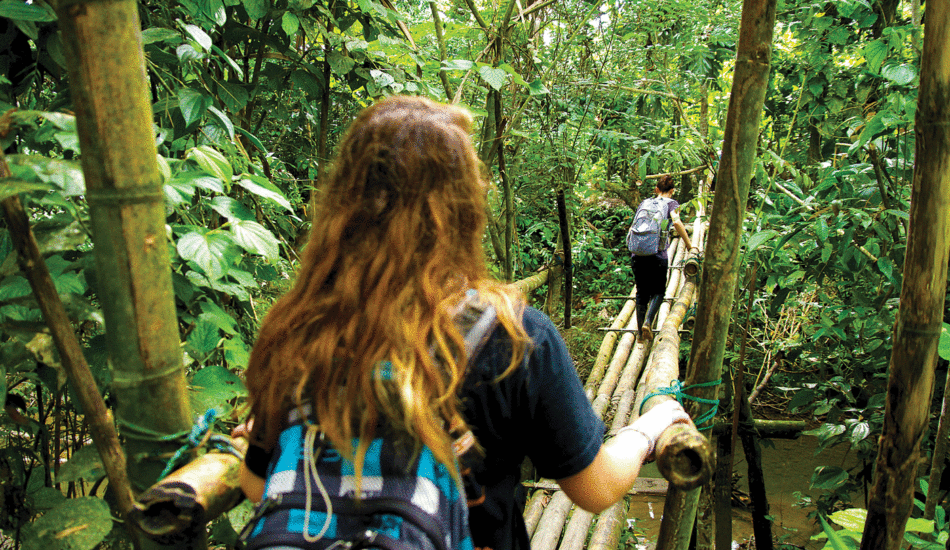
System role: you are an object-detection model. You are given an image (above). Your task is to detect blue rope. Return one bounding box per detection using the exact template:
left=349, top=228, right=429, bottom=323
left=639, top=379, right=722, bottom=431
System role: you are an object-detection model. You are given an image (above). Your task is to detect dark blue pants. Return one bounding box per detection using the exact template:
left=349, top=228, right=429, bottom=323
left=631, top=254, right=668, bottom=329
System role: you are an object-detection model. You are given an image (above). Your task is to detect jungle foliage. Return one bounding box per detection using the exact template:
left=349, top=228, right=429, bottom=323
left=0, top=0, right=946, bottom=548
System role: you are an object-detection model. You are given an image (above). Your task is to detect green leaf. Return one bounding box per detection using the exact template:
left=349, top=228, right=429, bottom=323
left=187, top=316, right=221, bottom=356
left=20, top=497, right=113, bottom=550
left=443, top=59, right=474, bottom=71
left=850, top=422, right=870, bottom=444
left=527, top=79, right=550, bottom=96
left=829, top=508, right=866, bottom=531
left=327, top=51, right=356, bottom=76
left=207, top=105, right=235, bottom=140
left=881, top=64, right=916, bottom=85
left=55, top=444, right=104, bottom=484
left=177, top=229, right=236, bottom=280
left=746, top=230, right=779, bottom=252
left=877, top=257, right=894, bottom=280
left=0, top=1, right=57, bottom=22
left=230, top=220, right=280, bottom=260
left=199, top=301, right=237, bottom=336
left=178, top=88, right=212, bottom=127
left=242, top=0, right=269, bottom=19
left=235, top=175, right=293, bottom=211
left=905, top=517, right=935, bottom=533
left=478, top=65, right=507, bottom=91
left=236, top=127, right=267, bottom=153
left=0, top=180, right=56, bottom=201
left=187, top=145, right=234, bottom=185
left=190, top=364, right=247, bottom=415
left=812, top=466, right=849, bottom=490
left=142, top=27, right=180, bottom=45
left=184, top=24, right=213, bottom=51
left=818, top=514, right=854, bottom=550
left=210, top=196, right=255, bottom=221
left=939, top=323, right=950, bottom=361
left=223, top=338, right=251, bottom=369
left=215, top=80, right=249, bottom=112
left=281, top=11, right=300, bottom=35
left=864, top=39, right=888, bottom=73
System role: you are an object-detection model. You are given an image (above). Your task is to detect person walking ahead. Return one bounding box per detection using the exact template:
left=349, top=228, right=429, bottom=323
left=627, top=175, right=695, bottom=339
left=237, top=96, right=692, bottom=550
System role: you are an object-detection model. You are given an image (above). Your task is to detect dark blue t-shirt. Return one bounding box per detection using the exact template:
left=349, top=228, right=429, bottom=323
left=243, top=307, right=605, bottom=550
left=461, top=307, right=605, bottom=550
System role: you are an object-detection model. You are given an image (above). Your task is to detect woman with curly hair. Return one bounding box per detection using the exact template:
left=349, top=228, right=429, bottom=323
left=238, top=96, right=690, bottom=550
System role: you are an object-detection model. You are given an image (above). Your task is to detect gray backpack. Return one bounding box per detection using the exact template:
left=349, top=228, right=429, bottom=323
left=626, top=197, right=672, bottom=256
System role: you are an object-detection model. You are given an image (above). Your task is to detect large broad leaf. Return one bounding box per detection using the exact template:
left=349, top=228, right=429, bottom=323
left=176, top=229, right=237, bottom=280
left=230, top=219, right=280, bottom=260
left=20, top=497, right=113, bottom=550
left=200, top=300, right=238, bottom=336
left=190, top=364, right=247, bottom=416
left=142, top=27, right=180, bottom=45
left=281, top=11, right=300, bottom=35
left=184, top=24, right=213, bottom=51
left=881, top=63, right=916, bottom=85
left=187, top=316, right=221, bottom=356
left=215, top=80, right=249, bottom=112
left=0, top=1, right=57, bottom=22
left=863, top=39, right=888, bottom=74
left=243, top=0, right=270, bottom=20
left=235, top=174, right=293, bottom=211
left=527, top=79, right=550, bottom=96
left=207, top=105, right=235, bottom=140
left=187, top=145, right=234, bottom=185
left=210, top=196, right=255, bottom=222
left=178, top=88, right=212, bottom=127
left=327, top=50, right=356, bottom=76
left=443, top=59, right=474, bottom=71
left=478, top=65, right=507, bottom=91
left=745, top=229, right=779, bottom=253
left=55, top=444, right=104, bottom=484
left=811, top=465, right=849, bottom=490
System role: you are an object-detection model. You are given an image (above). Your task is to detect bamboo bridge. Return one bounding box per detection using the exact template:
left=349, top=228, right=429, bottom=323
left=514, top=214, right=714, bottom=550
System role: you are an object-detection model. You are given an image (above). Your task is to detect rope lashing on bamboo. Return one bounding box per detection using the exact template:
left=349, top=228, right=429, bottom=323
left=639, top=379, right=722, bottom=431
left=121, top=409, right=244, bottom=479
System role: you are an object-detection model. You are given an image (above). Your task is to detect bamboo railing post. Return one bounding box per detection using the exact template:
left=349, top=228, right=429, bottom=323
left=861, top=0, right=950, bottom=544
left=55, top=3, right=196, bottom=548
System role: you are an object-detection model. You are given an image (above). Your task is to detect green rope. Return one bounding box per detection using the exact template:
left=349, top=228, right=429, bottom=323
left=639, top=379, right=722, bottom=430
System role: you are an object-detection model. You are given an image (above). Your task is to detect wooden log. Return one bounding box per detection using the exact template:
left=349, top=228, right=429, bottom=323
left=585, top=289, right=637, bottom=400
left=512, top=268, right=549, bottom=295
left=524, top=490, right=549, bottom=538
left=589, top=330, right=638, bottom=402
left=531, top=491, right=572, bottom=550
left=586, top=500, right=628, bottom=550
left=710, top=419, right=807, bottom=439
left=558, top=508, right=595, bottom=550
left=131, top=438, right=248, bottom=543
left=655, top=487, right=701, bottom=550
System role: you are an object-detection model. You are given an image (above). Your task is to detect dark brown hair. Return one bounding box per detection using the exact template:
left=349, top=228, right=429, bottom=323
left=656, top=174, right=676, bottom=192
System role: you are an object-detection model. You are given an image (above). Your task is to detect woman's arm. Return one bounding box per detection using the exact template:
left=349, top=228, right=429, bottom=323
left=556, top=400, right=691, bottom=513
left=240, top=462, right=266, bottom=503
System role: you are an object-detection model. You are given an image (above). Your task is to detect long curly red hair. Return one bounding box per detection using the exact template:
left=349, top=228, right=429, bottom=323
left=245, top=95, right=528, bottom=480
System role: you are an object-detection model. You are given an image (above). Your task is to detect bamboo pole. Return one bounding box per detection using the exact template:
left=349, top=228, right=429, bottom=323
left=512, top=268, right=550, bottom=295
left=131, top=438, right=247, bottom=543
left=861, top=0, right=950, bottom=544
left=531, top=491, right=573, bottom=550
left=524, top=490, right=550, bottom=538
left=558, top=508, right=595, bottom=550
left=656, top=239, right=686, bottom=329
left=586, top=501, right=628, bottom=550
left=54, top=4, right=196, bottom=548
left=586, top=288, right=638, bottom=397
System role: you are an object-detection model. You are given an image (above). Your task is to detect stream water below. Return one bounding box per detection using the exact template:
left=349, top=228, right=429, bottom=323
left=626, top=435, right=862, bottom=549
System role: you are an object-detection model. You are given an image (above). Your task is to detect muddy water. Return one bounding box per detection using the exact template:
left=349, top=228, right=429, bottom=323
left=625, top=436, right=862, bottom=549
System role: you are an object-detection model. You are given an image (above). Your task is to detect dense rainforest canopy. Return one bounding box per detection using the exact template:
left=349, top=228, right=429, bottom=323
left=0, top=0, right=947, bottom=548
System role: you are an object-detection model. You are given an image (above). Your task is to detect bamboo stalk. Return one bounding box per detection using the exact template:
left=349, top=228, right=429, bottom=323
left=609, top=390, right=637, bottom=433
left=531, top=491, right=573, bottom=550
left=586, top=288, right=638, bottom=398
left=558, top=508, right=595, bottom=550
left=655, top=487, right=702, bottom=550
left=131, top=438, right=247, bottom=543
left=586, top=501, right=628, bottom=550
left=512, top=268, right=550, bottom=294
left=524, top=490, right=550, bottom=538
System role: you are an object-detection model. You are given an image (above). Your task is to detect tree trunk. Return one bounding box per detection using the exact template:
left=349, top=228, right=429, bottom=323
left=556, top=187, right=572, bottom=328
left=860, top=0, right=950, bottom=546
left=55, top=2, right=196, bottom=548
